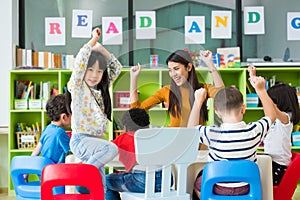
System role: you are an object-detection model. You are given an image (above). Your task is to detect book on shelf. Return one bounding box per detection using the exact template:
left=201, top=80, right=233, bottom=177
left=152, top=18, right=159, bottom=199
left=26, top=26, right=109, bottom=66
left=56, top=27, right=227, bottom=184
left=16, top=48, right=22, bottom=67
left=15, top=80, right=45, bottom=101
left=15, top=80, right=30, bottom=99
left=21, top=49, right=26, bottom=66
left=26, top=49, right=32, bottom=66
left=15, top=47, right=74, bottom=69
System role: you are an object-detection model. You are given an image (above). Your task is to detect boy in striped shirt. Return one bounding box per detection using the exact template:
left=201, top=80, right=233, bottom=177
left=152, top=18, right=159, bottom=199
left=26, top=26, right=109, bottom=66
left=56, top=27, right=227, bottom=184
left=188, top=75, right=276, bottom=198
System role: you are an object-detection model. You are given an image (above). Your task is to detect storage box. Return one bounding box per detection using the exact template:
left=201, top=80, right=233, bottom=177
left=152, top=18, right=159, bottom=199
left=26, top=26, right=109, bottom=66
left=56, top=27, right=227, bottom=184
left=246, top=93, right=259, bottom=107
left=28, top=99, right=42, bottom=109
left=114, top=91, right=130, bottom=108
left=292, top=131, right=300, bottom=146
left=16, top=131, right=40, bottom=149
left=14, top=99, right=28, bottom=110
left=42, top=99, right=48, bottom=109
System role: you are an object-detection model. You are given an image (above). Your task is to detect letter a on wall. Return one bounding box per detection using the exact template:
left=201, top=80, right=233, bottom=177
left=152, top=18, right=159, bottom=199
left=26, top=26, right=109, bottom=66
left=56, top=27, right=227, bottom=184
left=45, top=17, right=66, bottom=46
left=136, top=11, right=156, bottom=39
left=185, top=16, right=205, bottom=44
left=211, top=11, right=232, bottom=39
left=287, top=12, right=300, bottom=41
left=102, top=17, right=123, bottom=45
left=72, top=9, right=93, bottom=38
left=244, top=6, right=265, bottom=35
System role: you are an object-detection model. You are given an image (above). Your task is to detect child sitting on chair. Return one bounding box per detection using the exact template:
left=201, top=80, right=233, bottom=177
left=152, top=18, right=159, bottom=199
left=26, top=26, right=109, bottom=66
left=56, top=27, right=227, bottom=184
left=106, top=108, right=169, bottom=200
left=249, top=66, right=300, bottom=186
left=23, top=93, right=72, bottom=180
left=188, top=73, right=276, bottom=199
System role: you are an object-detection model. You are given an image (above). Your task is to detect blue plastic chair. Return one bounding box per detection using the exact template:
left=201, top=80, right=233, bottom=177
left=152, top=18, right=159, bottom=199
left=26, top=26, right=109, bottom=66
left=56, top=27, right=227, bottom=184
left=10, top=155, right=56, bottom=200
left=200, top=160, right=262, bottom=200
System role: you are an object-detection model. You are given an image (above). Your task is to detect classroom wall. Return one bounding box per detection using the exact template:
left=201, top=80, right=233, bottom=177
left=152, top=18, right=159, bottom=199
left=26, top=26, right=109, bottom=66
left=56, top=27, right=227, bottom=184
left=257, top=0, right=300, bottom=59
left=0, top=0, right=18, bottom=188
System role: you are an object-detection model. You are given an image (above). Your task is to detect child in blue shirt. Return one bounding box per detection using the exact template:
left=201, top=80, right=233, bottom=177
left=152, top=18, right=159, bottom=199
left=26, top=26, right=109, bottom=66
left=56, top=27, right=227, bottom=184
left=28, top=93, right=72, bottom=164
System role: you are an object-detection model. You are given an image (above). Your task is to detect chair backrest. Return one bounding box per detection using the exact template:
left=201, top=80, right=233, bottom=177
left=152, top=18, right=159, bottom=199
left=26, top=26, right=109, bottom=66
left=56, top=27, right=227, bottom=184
left=273, top=152, right=300, bottom=200
left=256, top=154, right=273, bottom=200
left=200, top=160, right=262, bottom=200
left=10, top=155, right=54, bottom=199
left=134, top=127, right=199, bottom=198
left=41, top=163, right=104, bottom=200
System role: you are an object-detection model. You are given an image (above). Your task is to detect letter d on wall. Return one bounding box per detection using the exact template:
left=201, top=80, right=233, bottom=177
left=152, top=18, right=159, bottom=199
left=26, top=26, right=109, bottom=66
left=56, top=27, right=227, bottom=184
left=136, top=11, right=156, bottom=39
left=244, top=6, right=265, bottom=35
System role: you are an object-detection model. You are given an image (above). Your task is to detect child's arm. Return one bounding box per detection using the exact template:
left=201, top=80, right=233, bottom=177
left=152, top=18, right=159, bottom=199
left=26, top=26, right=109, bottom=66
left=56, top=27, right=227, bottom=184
left=274, top=107, right=289, bottom=124
left=130, top=64, right=141, bottom=104
left=92, top=31, right=123, bottom=86
left=200, top=50, right=224, bottom=88
left=68, top=28, right=101, bottom=90
left=31, top=142, right=42, bottom=156
left=249, top=76, right=276, bottom=123
left=87, top=28, right=101, bottom=47
left=248, top=66, right=288, bottom=124
left=188, top=88, right=207, bottom=127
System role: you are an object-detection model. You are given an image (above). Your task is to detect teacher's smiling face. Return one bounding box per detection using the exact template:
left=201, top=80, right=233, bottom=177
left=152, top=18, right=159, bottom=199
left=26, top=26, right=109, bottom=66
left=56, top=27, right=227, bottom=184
left=168, top=61, right=191, bottom=86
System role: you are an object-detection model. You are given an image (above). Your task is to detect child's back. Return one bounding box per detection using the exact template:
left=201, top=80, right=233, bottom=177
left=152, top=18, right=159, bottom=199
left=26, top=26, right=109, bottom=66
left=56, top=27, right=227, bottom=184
left=188, top=75, right=276, bottom=198
left=196, top=86, right=273, bottom=162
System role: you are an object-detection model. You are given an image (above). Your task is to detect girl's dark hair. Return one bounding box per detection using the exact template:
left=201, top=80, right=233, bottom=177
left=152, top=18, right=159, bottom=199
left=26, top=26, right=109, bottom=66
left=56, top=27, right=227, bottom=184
left=122, top=108, right=150, bottom=132
left=87, top=51, right=112, bottom=121
left=166, top=50, right=208, bottom=124
left=267, top=82, right=300, bottom=124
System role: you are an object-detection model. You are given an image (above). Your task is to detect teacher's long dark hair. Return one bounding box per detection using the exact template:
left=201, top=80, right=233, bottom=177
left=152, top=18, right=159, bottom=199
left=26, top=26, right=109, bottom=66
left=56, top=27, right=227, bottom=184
left=166, top=50, right=208, bottom=125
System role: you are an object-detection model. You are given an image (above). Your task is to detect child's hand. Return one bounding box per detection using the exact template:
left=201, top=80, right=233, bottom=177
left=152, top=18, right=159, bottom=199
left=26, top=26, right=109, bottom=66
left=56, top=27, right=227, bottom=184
left=249, top=76, right=266, bottom=91
left=194, top=88, right=207, bottom=107
left=92, top=28, right=101, bottom=41
left=200, top=50, right=213, bottom=69
left=130, top=64, right=141, bottom=79
left=248, top=65, right=256, bottom=77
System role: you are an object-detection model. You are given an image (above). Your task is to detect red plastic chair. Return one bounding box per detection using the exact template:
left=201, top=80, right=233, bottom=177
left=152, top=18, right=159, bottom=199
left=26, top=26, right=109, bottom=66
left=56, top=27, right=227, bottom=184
left=41, top=163, right=104, bottom=200
left=273, top=152, right=300, bottom=200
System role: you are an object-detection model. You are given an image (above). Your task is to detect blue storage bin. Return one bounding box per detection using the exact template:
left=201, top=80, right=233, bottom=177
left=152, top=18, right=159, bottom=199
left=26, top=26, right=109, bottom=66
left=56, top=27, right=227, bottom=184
left=246, top=93, right=259, bottom=108
left=292, top=131, right=300, bottom=146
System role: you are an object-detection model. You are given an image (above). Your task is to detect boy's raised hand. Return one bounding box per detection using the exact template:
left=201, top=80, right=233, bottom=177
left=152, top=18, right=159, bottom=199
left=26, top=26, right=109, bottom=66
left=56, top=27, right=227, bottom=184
left=130, top=64, right=141, bottom=79
left=249, top=76, right=266, bottom=91
left=248, top=65, right=256, bottom=77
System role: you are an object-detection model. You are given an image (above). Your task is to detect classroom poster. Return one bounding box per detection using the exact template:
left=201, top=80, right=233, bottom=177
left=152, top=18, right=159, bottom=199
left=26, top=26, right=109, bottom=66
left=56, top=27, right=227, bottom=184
left=136, top=11, right=156, bottom=39
left=45, top=17, right=65, bottom=46
left=185, top=16, right=205, bottom=44
left=211, top=11, right=232, bottom=39
left=72, top=9, right=93, bottom=38
left=287, top=12, right=300, bottom=41
left=102, top=17, right=123, bottom=45
left=244, top=6, right=265, bottom=35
